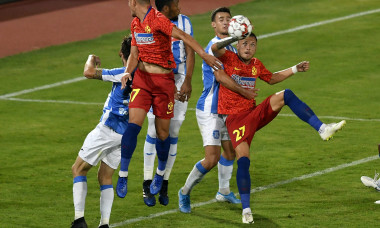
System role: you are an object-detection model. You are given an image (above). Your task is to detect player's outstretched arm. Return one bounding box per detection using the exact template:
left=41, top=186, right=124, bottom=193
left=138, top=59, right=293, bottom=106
left=178, top=43, right=195, bottom=102
left=121, top=46, right=139, bottom=89
left=83, top=54, right=102, bottom=80
left=214, top=69, right=258, bottom=100
left=211, top=36, right=239, bottom=58
left=171, top=26, right=222, bottom=70
left=269, top=61, right=310, bottom=85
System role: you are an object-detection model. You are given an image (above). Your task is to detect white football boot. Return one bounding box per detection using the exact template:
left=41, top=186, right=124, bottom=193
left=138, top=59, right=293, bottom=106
left=361, top=171, right=380, bottom=191
left=319, top=120, right=346, bottom=141
left=242, top=208, right=254, bottom=224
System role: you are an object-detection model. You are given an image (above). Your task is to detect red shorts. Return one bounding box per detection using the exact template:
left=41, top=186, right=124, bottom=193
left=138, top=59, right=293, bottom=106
left=225, top=96, right=279, bottom=149
left=130, top=68, right=175, bottom=119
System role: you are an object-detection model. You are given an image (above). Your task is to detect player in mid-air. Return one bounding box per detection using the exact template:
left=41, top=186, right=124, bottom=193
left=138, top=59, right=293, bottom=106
left=71, top=37, right=133, bottom=228
left=141, top=0, right=195, bottom=207
left=209, top=31, right=346, bottom=223
left=178, top=7, right=247, bottom=214
left=117, top=0, right=222, bottom=199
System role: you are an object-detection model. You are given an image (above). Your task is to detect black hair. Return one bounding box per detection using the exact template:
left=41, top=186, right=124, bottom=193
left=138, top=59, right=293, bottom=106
left=249, top=32, right=258, bottom=42
left=120, top=35, right=132, bottom=59
left=211, top=7, right=231, bottom=22
left=155, top=0, right=173, bottom=11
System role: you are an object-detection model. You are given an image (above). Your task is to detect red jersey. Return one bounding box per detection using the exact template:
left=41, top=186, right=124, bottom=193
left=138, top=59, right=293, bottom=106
left=131, top=7, right=176, bottom=69
left=218, top=50, right=273, bottom=114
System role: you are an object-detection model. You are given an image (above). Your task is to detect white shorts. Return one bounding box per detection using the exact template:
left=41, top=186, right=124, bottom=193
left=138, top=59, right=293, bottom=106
left=78, top=123, right=122, bottom=169
left=147, top=73, right=188, bottom=121
left=196, top=109, right=230, bottom=147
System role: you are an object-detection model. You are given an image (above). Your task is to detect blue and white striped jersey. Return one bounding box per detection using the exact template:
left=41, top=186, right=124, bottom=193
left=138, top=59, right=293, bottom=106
left=196, top=36, right=237, bottom=114
left=171, top=14, right=193, bottom=75
left=100, top=67, right=130, bottom=134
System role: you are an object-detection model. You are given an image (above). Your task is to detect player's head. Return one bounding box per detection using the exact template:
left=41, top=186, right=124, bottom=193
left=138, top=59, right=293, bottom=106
left=211, top=7, right=231, bottom=38
left=119, top=35, right=132, bottom=66
left=236, top=32, right=258, bottom=62
left=128, top=0, right=151, bottom=17
left=155, top=0, right=180, bottom=21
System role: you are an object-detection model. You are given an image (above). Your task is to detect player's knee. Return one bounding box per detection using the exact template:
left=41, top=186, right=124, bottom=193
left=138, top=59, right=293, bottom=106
left=156, top=130, right=169, bottom=141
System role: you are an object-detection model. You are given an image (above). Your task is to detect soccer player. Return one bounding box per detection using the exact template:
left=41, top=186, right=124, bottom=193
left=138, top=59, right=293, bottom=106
left=360, top=145, right=380, bottom=204
left=210, top=32, right=346, bottom=223
left=141, top=0, right=195, bottom=207
left=178, top=7, right=245, bottom=214
left=71, top=37, right=133, bottom=228
left=116, top=0, right=222, bottom=199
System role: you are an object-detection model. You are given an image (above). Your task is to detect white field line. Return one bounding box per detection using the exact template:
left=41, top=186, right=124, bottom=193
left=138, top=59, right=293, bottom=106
left=0, top=77, right=85, bottom=99
left=111, top=155, right=379, bottom=227
left=257, top=8, right=380, bottom=39
left=1, top=8, right=379, bottom=100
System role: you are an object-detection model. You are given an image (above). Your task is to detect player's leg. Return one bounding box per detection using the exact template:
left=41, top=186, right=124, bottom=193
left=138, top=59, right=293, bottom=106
left=71, top=156, right=92, bottom=228
left=235, top=142, right=254, bottom=224
left=216, top=140, right=240, bottom=204
left=271, top=89, right=345, bottom=140
left=178, top=110, right=221, bottom=213
left=117, top=107, right=146, bottom=198
left=150, top=117, right=171, bottom=195
left=97, top=161, right=115, bottom=227
left=142, top=111, right=157, bottom=206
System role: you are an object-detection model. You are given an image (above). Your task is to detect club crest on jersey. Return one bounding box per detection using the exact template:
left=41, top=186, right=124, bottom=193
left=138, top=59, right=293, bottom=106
left=231, top=74, right=256, bottom=88
left=134, top=32, right=155, bottom=45
left=251, top=66, right=257, bottom=76
left=145, top=25, right=151, bottom=33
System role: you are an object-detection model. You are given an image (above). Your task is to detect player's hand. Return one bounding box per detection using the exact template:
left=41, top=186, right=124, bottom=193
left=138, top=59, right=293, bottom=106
left=93, top=55, right=101, bottom=67
left=243, top=88, right=260, bottom=100
left=202, top=53, right=222, bottom=70
left=296, top=61, right=309, bottom=72
left=178, top=77, right=192, bottom=102
left=121, top=71, right=132, bottom=89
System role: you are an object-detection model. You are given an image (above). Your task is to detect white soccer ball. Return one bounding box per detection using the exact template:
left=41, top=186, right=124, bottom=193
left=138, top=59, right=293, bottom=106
left=228, top=15, right=252, bottom=39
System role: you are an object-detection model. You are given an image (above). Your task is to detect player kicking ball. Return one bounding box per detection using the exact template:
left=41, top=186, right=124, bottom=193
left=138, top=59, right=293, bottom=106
left=201, top=26, right=345, bottom=223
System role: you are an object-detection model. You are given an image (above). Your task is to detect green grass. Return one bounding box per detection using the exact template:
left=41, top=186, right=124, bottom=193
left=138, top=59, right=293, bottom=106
left=1, top=0, right=380, bottom=227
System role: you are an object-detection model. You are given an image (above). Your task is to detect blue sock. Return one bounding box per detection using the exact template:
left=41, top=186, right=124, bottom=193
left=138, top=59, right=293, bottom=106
left=120, top=123, right=141, bottom=172
left=236, top=157, right=251, bottom=210
left=156, top=137, right=170, bottom=172
left=283, top=89, right=323, bottom=131
left=73, top=176, right=87, bottom=184
left=195, top=160, right=210, bottom=174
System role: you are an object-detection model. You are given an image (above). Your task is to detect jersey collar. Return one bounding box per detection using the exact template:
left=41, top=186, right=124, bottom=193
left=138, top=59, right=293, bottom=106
left=143, top=6, right=152, bottom=22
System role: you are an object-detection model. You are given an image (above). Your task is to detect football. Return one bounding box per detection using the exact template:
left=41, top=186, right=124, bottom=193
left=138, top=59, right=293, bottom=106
left=228, top=15, right=253, bottom=39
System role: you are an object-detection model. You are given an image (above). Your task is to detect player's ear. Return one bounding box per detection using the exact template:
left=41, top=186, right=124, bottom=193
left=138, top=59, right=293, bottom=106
left=211, top=21, right=216, bottom=29
left=162, top=5, right=170, bottom=14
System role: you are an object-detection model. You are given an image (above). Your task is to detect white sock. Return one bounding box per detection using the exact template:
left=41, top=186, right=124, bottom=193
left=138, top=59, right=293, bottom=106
left=99, top=187, right=114, bottom=225
left=218, top=161, right=233, bottom=195
left=144, top=138, right=157, bottom=180
left=182, top=161, right=207, bottom=195
left=73, top=181, right=87, bottom=219
left=164, top=143, right=177, bottom=180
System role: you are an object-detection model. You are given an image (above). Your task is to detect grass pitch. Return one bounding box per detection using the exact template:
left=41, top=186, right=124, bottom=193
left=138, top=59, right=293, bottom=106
left=1, top=0, right=380, bottom=227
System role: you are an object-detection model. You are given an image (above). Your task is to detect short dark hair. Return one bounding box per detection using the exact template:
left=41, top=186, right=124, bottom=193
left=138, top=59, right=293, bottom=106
left=249, top=32, right=258, bottom=42
left=155, top=0, right=173, bottom=11
left=211, top=7, right=231, bottom=22
left=120, top=35, right=132, bottom=59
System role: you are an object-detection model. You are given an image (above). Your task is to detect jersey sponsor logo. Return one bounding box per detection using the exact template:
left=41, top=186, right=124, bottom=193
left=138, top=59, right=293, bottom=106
left=234, top=67, right=242, bottom=71
left=231, top=74, right=256, bottom=88
left=167, top=102, right=174, bottom=114
left=134, top=32, right=155, bottom=45
left=251, top=66, right=257, bottom=76
left=213, top=130, right=220, bottom=139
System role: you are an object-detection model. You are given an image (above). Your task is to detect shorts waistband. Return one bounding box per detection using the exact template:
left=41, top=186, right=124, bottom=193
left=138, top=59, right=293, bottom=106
left=136, top=68, right=174, bottom=79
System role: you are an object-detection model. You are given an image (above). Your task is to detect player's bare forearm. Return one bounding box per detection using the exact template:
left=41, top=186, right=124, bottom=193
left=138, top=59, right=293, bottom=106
left=121, top=46, right=139, bottom=89
left=270, top=61, right=310, bottom=85
left=83, top=55, right=102, bottom=80
left=178, top=43, right=195, bottom=101
left=172, top=27, right=222, bottom=70
left=211, top=37, right=238, bottom=57
left=214, top=70, right=258, bottom=100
